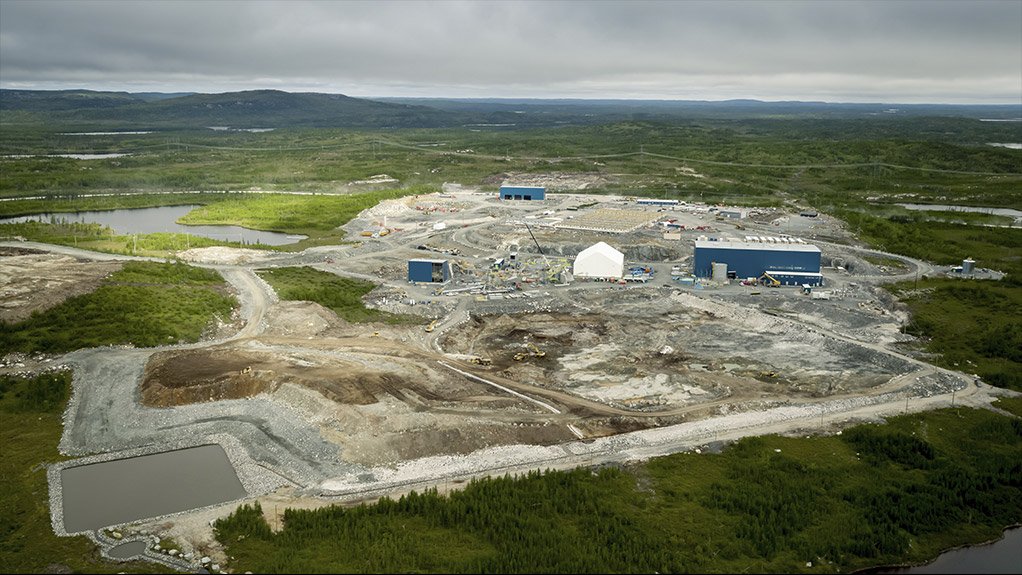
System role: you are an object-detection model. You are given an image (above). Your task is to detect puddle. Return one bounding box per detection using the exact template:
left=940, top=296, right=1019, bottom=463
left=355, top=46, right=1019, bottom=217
left=107, top=540, right=148, bottom=559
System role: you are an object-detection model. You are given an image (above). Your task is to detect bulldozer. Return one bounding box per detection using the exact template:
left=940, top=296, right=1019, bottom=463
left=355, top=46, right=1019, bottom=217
left=513, top=342, right=546, bottom=361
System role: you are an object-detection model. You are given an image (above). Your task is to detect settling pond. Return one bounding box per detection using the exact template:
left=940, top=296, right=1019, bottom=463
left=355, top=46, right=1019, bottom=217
left=60, top=444, right=246, bottom=533
left=0, top=205, right=305, bottom=246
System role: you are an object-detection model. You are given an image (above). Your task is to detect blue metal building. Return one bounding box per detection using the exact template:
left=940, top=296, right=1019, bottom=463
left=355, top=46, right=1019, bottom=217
left=694, top=240, right=822, bottom=285
left=500, top=186, right=545, bottom=200
left=408, top=259, right=451, bottom=283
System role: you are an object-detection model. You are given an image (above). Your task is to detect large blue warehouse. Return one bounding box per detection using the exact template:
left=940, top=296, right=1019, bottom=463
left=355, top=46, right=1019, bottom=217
left=500, top=186, right=545, bottom=200
left=408, top=259, right=451, bottom=283
left=694, top=240, right=823, bottom=285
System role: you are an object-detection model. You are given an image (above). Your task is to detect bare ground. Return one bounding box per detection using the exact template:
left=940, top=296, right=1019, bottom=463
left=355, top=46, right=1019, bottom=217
left=0, top=248, right=121, bottom=323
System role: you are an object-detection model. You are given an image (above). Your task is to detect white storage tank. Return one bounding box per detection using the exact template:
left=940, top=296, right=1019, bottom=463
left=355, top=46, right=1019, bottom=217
left=962, top=258, right=975, bottom=274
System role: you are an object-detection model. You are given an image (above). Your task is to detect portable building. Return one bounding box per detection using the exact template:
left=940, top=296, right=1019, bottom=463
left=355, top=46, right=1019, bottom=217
left=717, top=208, right=747, bottom=219
left=500, top=186, right=546, bottom=200
left=408, top=259, right=451, bottom=283
left=573, top=242, right=624, bottom=280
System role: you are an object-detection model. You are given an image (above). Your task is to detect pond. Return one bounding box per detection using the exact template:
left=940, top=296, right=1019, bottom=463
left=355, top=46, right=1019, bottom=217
left=1, top=205, right=305, bottom=246
left=60, top=444, right=247, bottom=533
left=870, top=526, right=1022, bottom=574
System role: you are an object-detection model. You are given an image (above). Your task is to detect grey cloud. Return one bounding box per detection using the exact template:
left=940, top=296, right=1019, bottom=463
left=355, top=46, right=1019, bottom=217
left=1, top=0, right=1019, bottom=102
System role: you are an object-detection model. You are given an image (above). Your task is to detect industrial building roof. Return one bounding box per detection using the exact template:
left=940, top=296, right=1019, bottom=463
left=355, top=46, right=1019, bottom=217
left=765, top=270, right=824, bottom=277
left=409, top=258, right=449, bottom=264
left=695, top=240, right=821, bottom=253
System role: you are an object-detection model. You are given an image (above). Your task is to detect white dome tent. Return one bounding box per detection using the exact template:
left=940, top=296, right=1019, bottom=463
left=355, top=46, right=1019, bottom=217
left=573, top=241, right=624, bottom=280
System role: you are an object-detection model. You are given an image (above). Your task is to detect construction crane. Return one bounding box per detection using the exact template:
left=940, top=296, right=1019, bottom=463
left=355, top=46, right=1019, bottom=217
left=523, top=220, right=550, bottom=266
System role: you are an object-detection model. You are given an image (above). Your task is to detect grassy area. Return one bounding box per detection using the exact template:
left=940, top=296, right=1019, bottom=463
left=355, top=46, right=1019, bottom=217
left=0, top=371, right=164, bottom=573
left=0, top=261, right=236, bottom=353
left=993, top=396, right=1022, bottom=418
left=257, top=266, right=423, bottom=325
left=862, top=254, right=909, bottom=271
left=214, top=407, right=1022, bottom=573
left=837, top=211, right=1022, bottom=278
left=178, top=187, right=433, bottom=248
left=886, top=279, right=1022, bottom=391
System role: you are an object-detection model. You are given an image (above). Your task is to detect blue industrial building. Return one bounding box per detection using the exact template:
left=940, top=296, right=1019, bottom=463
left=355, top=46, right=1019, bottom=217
left=636, top=198, right=679, bottom=206
left=408, top=259, right=451, bottom=283
left=694, top=240, right=823, bottom=285
left=500, top=186, right=545, bottom=200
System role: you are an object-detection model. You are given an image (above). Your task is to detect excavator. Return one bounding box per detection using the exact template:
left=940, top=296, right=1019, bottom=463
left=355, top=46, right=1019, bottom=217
left=468, top=356, right=492, bottom=366
left=513, top=342, right=546, bottom=361
left=758, top=272, right=781, bottom=287
left=424, top=319, right=439, bottom=333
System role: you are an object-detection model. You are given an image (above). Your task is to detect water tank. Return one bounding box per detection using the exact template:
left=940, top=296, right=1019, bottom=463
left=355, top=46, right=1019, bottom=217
left=712, top=262, right=729, bottom=283
left=962, top=258, right=975, bottom=274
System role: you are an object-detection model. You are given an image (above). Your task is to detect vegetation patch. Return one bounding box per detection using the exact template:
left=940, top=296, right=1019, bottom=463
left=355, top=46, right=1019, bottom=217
left=0, top=261, right=236, bottom=353
left=257, top=266, right=422, bottom=325
left=215, top=408, right=1022, bottom=573
left=887, top=279, right=1022, bottom=390
left=837, top=211, right=1022, bottom=278
left=0, top=371, right=163, bottom=573
left=993, top=396, right=1022, bottom=418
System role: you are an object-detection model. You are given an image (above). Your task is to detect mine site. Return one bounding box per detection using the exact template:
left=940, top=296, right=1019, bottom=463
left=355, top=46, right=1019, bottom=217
left=0, top=182, right=1008, bottom=571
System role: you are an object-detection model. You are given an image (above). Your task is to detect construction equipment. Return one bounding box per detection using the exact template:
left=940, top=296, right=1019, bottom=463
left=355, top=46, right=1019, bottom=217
left=424, top=319, right=438, bottom=333
left=758, top=272, right=781, bottom=287
left=513, top=342, right=546, bottom=361
left=468, top=356, right=492, bottom=366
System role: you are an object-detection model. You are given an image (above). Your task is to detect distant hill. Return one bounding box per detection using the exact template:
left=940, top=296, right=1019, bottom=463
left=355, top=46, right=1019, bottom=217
left=376, top=97, right=1022, bottom=121
left=2, top=89, right=1019, bottom=129
left=0, top=89, right=457, bottom=128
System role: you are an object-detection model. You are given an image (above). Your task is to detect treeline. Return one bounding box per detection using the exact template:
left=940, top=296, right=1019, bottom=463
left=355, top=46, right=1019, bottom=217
left=214, top=407, right=1022, bottom=573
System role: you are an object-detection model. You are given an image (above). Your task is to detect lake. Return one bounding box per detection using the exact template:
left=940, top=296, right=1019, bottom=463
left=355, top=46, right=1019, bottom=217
left=870, top=526, right=1022, bottom=574
left=895, top=203, right=1022, bottom=218
left=0, top=204, right=305, bottom=246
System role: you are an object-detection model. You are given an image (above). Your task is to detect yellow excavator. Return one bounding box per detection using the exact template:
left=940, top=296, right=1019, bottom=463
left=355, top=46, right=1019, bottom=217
left=513, top=342, right=546, bottom=361
left=424, top=319, right=438, bottom=333
left=758, top=272, right=781, bottom=287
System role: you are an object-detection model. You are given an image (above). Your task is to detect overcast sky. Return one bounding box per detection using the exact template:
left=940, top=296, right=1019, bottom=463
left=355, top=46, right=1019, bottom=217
left=1, top=0, right=1020, bottom=103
